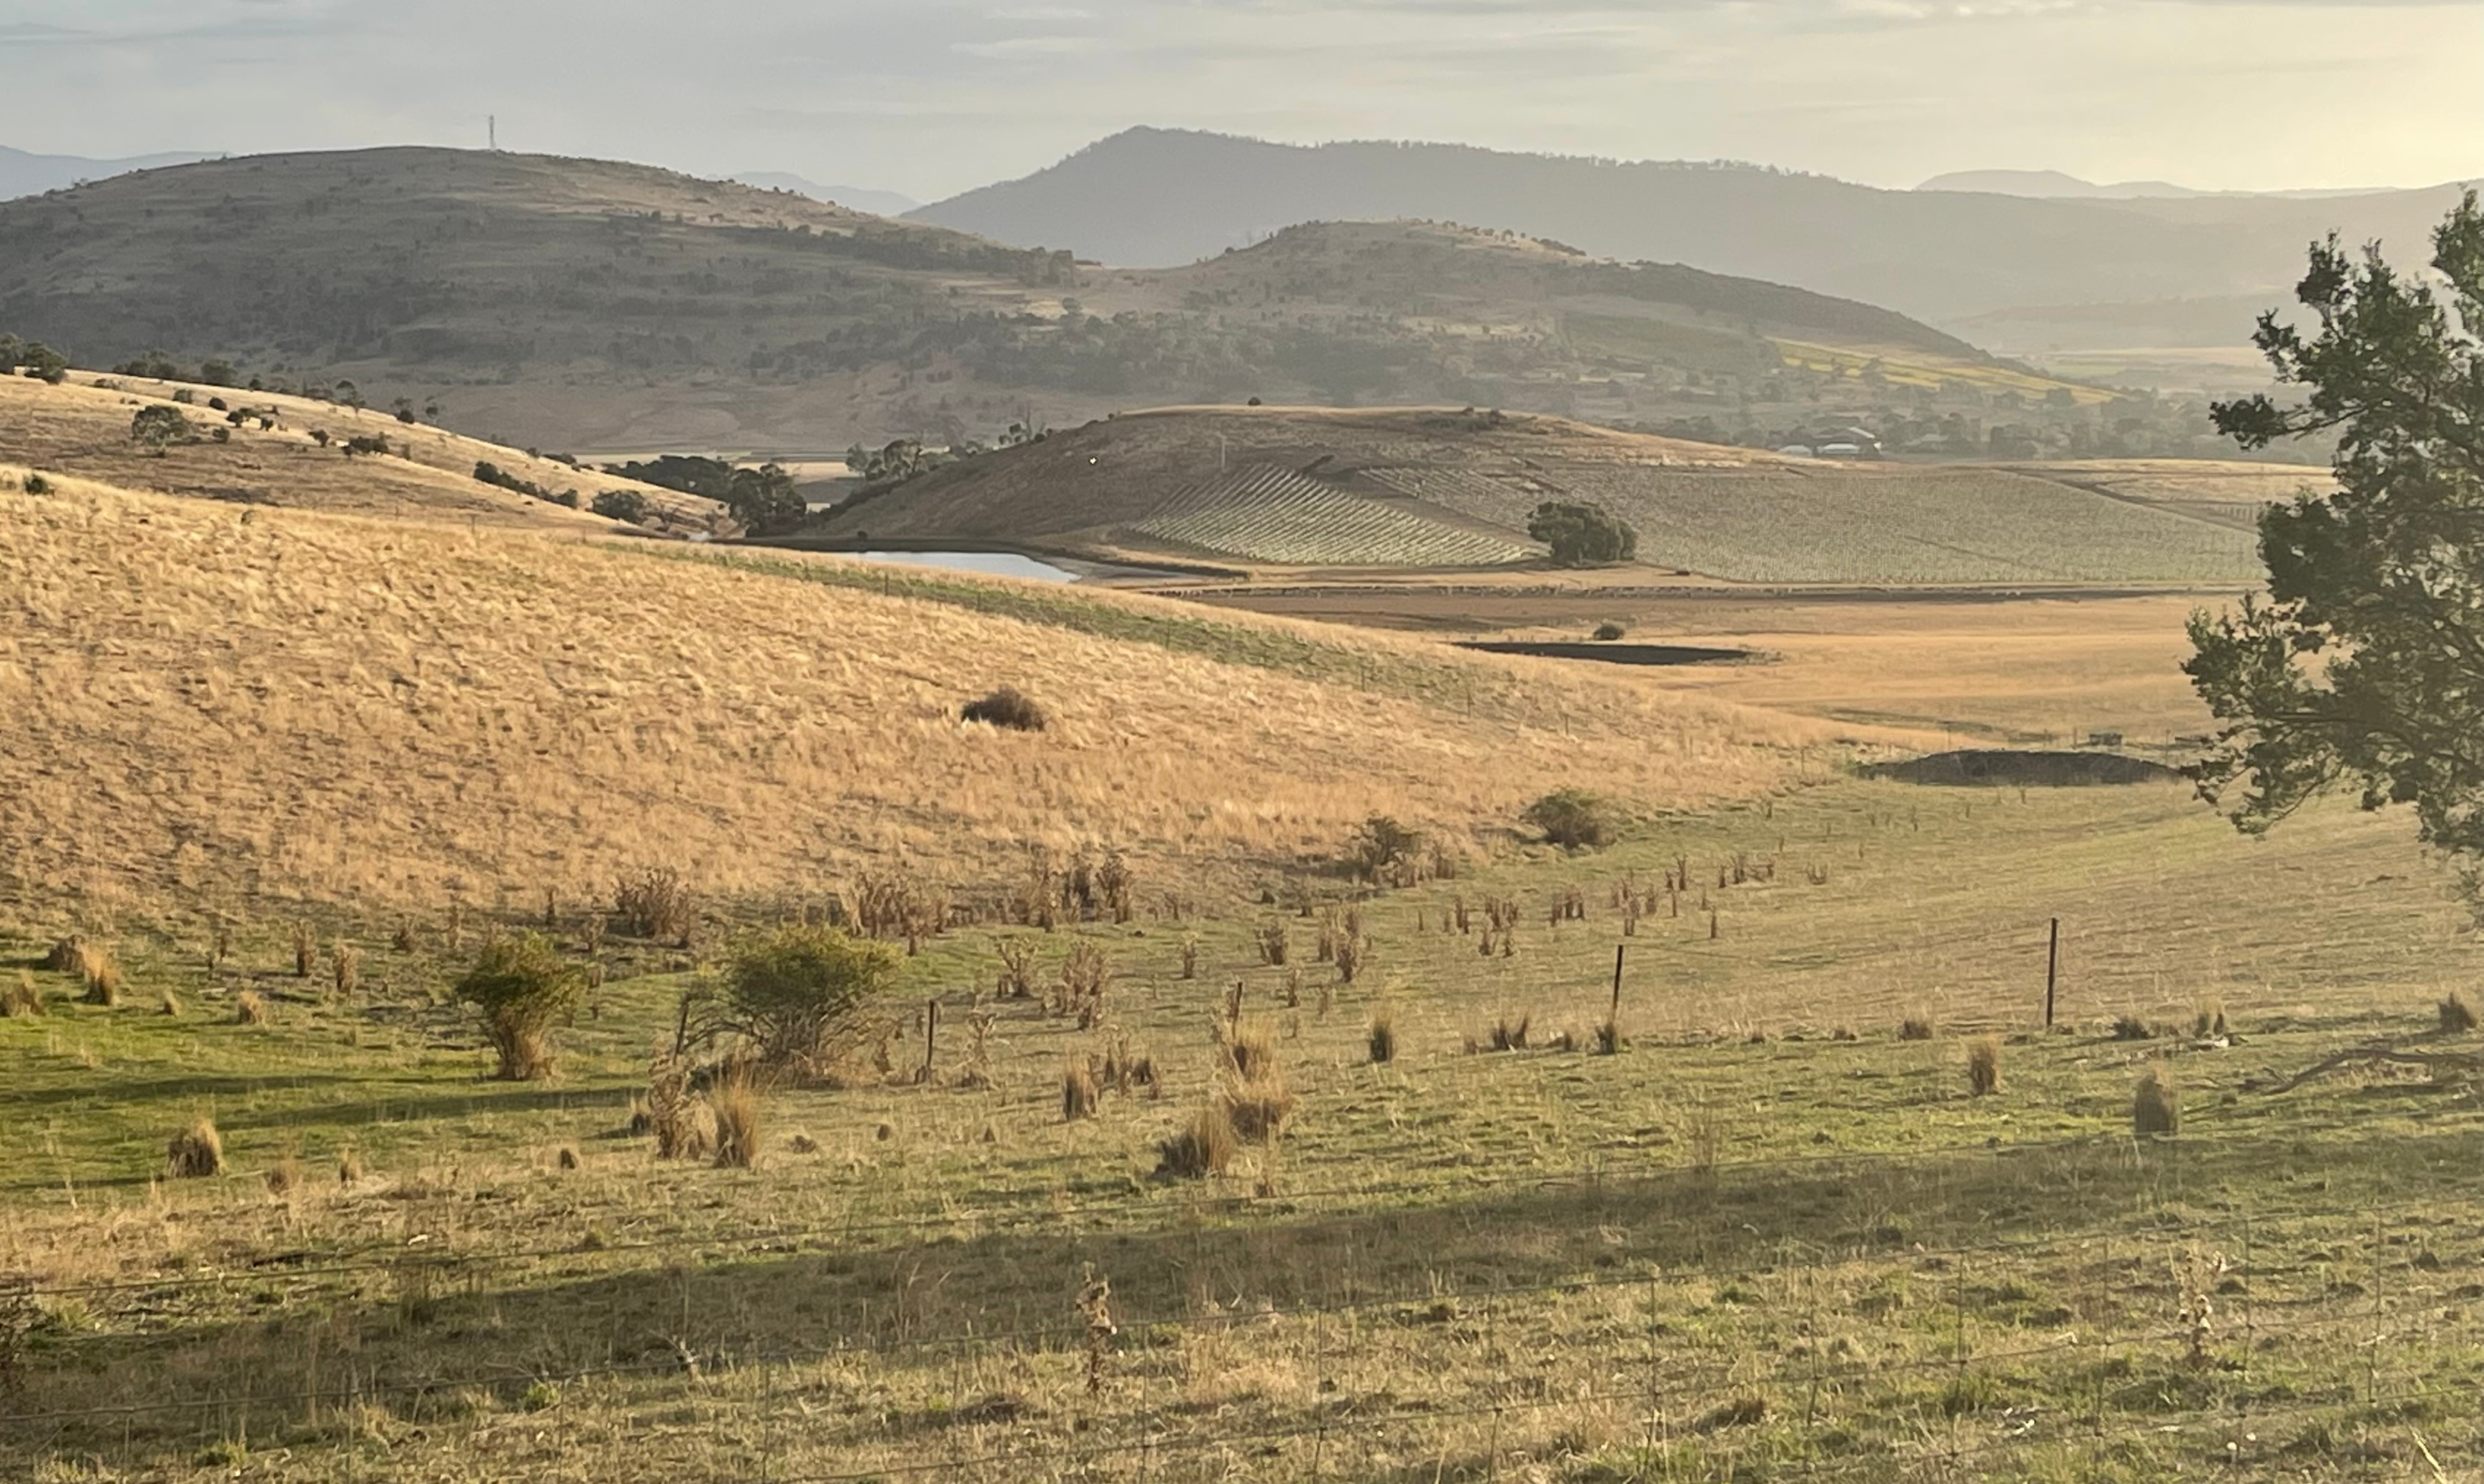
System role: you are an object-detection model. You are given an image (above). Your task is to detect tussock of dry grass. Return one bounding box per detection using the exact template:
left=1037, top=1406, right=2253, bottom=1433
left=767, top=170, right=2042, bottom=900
left=166, top=1118, right=224, bottom=1179
left=0, top=482, right=1832, bottom=911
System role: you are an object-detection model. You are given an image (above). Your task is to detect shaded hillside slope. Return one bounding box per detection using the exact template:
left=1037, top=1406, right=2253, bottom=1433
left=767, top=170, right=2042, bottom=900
left=0, top=478, right=1843, bottom=914
left=816, top=406, right=2269, bottom=584
left=913, top=128, right=2469, bottom=336
left=0, top=148, right=2096, bottom=452
left=0, top=370, right=721, bottom=532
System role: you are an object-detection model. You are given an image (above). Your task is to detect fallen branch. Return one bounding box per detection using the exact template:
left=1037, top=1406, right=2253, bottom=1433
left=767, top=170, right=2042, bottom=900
left=2269, top=1044, right=2484, bottom=1094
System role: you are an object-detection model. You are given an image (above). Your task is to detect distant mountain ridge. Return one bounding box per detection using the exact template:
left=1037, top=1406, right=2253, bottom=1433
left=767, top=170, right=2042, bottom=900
left=0, top=144, right=221, bottom=199
left=1917, top=169, right=2389, bottom=202
left=910, top=128, right=2472, bottom=341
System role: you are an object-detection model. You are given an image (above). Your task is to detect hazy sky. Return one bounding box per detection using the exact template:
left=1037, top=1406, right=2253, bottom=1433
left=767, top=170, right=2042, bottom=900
left=2, top=0, right=2475, bottom=199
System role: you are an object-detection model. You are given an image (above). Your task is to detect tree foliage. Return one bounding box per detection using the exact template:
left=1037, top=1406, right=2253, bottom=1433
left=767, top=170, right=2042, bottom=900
left=455, top=934, right=587, bottom=1080
left=129, top=404, right=192, bottom=455
left=591, top=489, right=650, bottom=524
left=2186, top=192, right=2484, bottom=889
left=701, top=925, right=897, bottom=1070
left=1527, top=500, right=1639, bottom=567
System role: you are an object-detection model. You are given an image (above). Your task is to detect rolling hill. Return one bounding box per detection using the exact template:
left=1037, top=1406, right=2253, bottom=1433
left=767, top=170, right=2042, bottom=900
left=0, top=144, right=220, bottom=200
left=0, top=369, right=722, bottom=533
left=810, top=405, right=2284, bottom=585
left=0, top=472, right=1840, bottom=916
left=0, top=147, right=2133, bottom=455
left=911, top=128, right=2472, bottom=355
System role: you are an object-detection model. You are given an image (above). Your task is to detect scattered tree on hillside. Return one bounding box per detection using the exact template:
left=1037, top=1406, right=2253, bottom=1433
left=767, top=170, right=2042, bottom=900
left=592, top=489, right=651, bottom=525
left=129, top=404, right=192, bottom=455
left=724, top=462, right=805, bottom=534
left=199, top=360, right=238, bottom=387
left=1, top=336, right=69, bottom=384
left=114, top=350, right=183, bottom=380
left=1527, top=500, right=1639, bottom=566
left=695, top=925, right=898, bottom=1072
left=2187, top=192, right=2484, bottom=901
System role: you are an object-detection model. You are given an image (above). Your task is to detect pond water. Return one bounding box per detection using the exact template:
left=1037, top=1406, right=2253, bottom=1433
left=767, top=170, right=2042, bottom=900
left=847, top=550, right=1080, bottom=583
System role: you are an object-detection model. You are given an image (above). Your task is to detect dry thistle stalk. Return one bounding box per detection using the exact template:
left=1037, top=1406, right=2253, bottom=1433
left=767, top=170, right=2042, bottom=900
left=1077, top=1270, right=1115, bottom=1396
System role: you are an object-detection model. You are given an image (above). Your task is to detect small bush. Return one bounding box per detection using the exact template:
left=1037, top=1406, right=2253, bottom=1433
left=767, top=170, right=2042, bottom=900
left=2111, top=1014, right=2153, bottom=1042
left=709, top=1074, right=763, bottom=1169
left=2440, top=993, right=2478, bottom=1034
left=1255, top=919, right=1288, bottom=966
left=2133, top=1065, right=2180, bottom=1136
left=234, top=990, right=268, bottom=1026
left=1221, top=1022, right=1277, bottom=1082
left=167, top=1118, right=225, bottom=1178
left=49, top=936, right=119, bottom=1005
left=455, top=934, right=586, bottom=1080
left=1592, top=620, right=1627, bottom=641
left=2192, top=996, right=2228, bottom=1038
left=1346, top=814, right=1424, bottom=883
left=1063, top=1057, right=1100, bottom=1121
left=265, top=1159, right=302, bottom=1197
left=1482, top=1012, right=1532, bottom=1053
left=1222, top=1069, right=1295, bottom=1143
left=710, top=924, right=897, bottom=1072
left=644, top=1057, right=713, bottom=1159
left=3, top=969, right=44, bottom=1018
left=1155, top=1103, right=1238, bottom=1179
left=616, top=866, right=696, bottom=943
left=1965, top=1036, right=2001, bottom=1096
left=1367, top=1009, right=1396, bottom=1064
left=337, top=1150, right=365, bottom=1185
left=962, top=686, right=1047, bottom=731
left=591, top=488, right=650, bottom=524
left=1595, top=1016, right=1625, bottom=1055
left=1898, top=1014, right=1936, bottom=1042
left=1524, top=789, right=1618, bottom=850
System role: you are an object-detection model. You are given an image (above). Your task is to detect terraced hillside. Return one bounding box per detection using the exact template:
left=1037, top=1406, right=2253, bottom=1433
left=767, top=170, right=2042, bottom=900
left=812, top=405, right=2283, bottom=583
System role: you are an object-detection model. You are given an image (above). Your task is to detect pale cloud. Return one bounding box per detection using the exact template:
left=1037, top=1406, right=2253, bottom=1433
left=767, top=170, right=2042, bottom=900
left=0, top=0, right=2472, bottom=199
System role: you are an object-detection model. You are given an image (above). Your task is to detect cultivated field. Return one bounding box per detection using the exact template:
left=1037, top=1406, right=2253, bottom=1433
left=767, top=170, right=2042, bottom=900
left=813, top=406, right=2280, bottom=584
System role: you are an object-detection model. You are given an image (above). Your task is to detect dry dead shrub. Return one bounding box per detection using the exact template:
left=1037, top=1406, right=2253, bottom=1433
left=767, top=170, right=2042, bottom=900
left=1334, top=931, right=1366, bottom=984
left=1178, top=934, right=1200, bottom=980
left=1475, top=1012, right=1530, bottom=1053
left=1595, top=1015, right=1625, bottom=1055
left=616, top=866, right=696, bottom=944
left=1220, top=1021, right=1277, bottom=1082
left=234, top=990, right=269, bottom=1026
left=3, top=970, right=44, bottom=1018
left=1155, top=1102, right=1238, bottom=1179
left=1966, top=1036, right=2001, bottom=1097
left=644, top=1055, right=714, bottom=1159
left=787, top=1131, right=819, bottom=1154
left=167, top=1118, right=225, bottom=1178
left=1222, top=1069, right=1295, bottom=1144
left=265, top=1159, right=302, bottom=1197
left=996, top=939, right=1039, bottom=998
left=1057, top=941, right=1108, bottom=1028
left=1367, top=1009, right=1396, bottom=1064
left=2440, top=993, right=2478, bottom=1034
left=1898, top=1014, right=1936, bottom=1042
left=2111, top=1014, right=2153, bottom=1042
left=1063, top=1056, right=1100, bottom=1120
left=1255, top=919, right=1288, bottom=966
left=962, top=685, right=1047, bottom=731
left=158, top=989, right=181, bottom=1018
left=291, top=922, right=316, bottom=979
left=337, top=1149, right=365, bottom=1185
left=708, top=1074, right=762, bottom=1169
left=557, top=1145, right=581, bottom=1170
left=2133, top=1064, right=2180, bottom=1136
left=332, top=944, right=361, bottom=999
left=50, top=938, right=120, bottom=1006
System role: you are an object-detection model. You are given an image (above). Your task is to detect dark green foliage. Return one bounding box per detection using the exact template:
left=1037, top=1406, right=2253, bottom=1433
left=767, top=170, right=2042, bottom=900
left=706, top=925, right=897, bottom=1069
left=962, top=686, right=1046, bottom=731
left=2188, top=194, right=2484, bottom=889
left=1527, top=500, right=1638, bottom=567
left=129, top=404, right=191, bottom=455
left=456, top=934, right=587, bottom=1080
left=199, top=360, right=237, bottom=387
left=340, top=434, right=390, bottom=457
left=1524, top=788, right=1619, bottom=849
left=591, top=489, right=651, bottom=524
left=723, top=462, right=804, bottom=534
left=1592, top=621, right=1627, bottom=641
left=606, top=455, right=736, bottom=500
left=114, top=349, right=184, bottom=380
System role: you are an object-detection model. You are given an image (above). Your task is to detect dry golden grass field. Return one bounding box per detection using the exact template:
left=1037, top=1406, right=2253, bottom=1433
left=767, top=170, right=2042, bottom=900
left=6, top=402, right=2483, bottom=1484
left=0, top=372, right=721, bottom=532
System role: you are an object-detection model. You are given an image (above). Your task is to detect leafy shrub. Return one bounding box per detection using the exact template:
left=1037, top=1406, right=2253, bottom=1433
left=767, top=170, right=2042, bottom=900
left=2133, top=1064, right=2180, bottom=1135
left=962, top=686, right=1047, bottom=731
left=709, top=924, right=897, bottom=1071
left=455, top=934, right=587, bottom=1080
left=1593, top=620, right=1628, bottom=641
left=615, top=866, right=695, bottom=942
left=1966, top=1036, right=2001, bottom=1096
left=1524, top=788, right=1619, bottom=849
left=591, top=489, right=651, bottom=524
left=130, top=405, right=192, bottom=455
left=1528, top=500, right=1638, bottom=566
